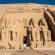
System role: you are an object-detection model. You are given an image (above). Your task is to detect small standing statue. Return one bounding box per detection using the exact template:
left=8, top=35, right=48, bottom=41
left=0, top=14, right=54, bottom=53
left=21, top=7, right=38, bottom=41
left=27, top=18, right=35, bottom=48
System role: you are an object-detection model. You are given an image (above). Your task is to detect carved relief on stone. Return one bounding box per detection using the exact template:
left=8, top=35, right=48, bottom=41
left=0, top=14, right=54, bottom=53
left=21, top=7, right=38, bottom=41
left=0, top=7, right=52, bottom=49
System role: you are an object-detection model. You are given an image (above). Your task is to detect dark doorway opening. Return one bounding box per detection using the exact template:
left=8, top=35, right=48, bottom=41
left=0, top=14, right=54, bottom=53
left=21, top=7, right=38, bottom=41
left=23, top=29, right=32, bottom=48
left=23, top=36, right=27, bottom=44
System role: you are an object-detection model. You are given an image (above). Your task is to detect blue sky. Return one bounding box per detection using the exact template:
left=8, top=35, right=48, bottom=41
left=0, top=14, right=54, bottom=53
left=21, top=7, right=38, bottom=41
left=0, top=0, right=55, bottom=5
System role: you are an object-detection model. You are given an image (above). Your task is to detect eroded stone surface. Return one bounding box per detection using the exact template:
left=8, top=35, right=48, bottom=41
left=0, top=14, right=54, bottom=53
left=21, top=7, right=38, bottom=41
left=0, top=4, right=55, bottom=49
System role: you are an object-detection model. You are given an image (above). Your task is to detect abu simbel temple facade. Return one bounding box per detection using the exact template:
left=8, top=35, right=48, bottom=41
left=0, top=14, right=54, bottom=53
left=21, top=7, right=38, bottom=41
left=0, top=3, right=55, bottom=49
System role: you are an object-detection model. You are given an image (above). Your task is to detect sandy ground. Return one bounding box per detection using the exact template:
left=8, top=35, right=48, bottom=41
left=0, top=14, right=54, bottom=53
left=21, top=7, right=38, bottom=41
left=0, top=49, right=55, bottom=55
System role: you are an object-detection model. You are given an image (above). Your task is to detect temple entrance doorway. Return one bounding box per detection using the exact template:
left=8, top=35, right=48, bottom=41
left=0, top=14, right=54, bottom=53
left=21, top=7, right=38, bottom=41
left=23, top=36, right=27, bottom=48
left=23, top=29, right=32, bottom=49
left=23, top=35, right=31, bottom=48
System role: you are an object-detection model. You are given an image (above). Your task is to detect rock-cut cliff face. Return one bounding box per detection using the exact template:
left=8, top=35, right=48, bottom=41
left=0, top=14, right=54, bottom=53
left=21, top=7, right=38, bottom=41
left=0, top=4, right=54, bottom=49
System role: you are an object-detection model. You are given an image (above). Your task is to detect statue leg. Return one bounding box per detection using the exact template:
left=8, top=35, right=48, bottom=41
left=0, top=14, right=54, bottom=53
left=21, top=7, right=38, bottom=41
left=19, top=32, right=24, bottom=49
left=43, top=30, right=48, bottom=48
left=47, top=30, right=51, bottom=48
left=36, top=30, right=41, bottom=48
left=31, top=29, right=36, bottom=49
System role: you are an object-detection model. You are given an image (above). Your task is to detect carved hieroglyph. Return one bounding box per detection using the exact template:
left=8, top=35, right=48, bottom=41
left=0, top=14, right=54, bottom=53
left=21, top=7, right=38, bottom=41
left=0, top=4, right=54, bottom=49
